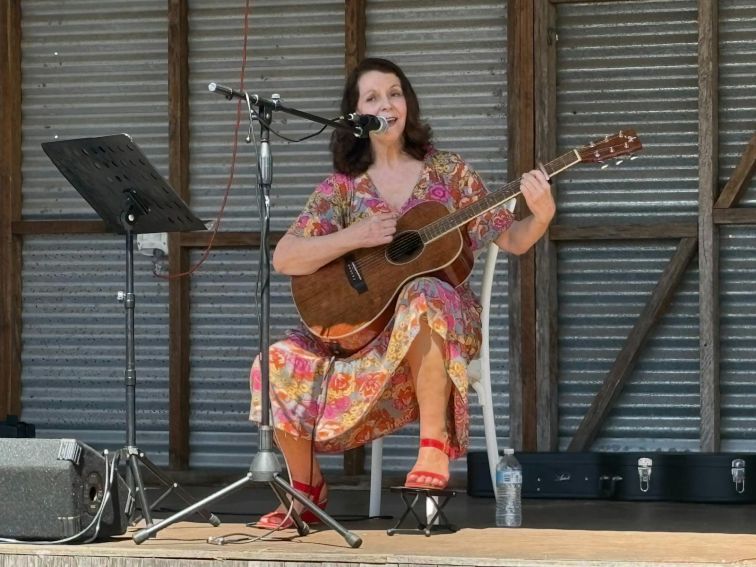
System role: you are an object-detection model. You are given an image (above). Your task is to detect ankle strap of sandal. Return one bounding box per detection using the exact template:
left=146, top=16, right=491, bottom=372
left=292, top=478, right=325, bottom=498
left=419, top=438, right=451, bottom=455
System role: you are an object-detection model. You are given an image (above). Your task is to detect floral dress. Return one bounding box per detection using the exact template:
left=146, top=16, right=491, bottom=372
left=249, top=149, right=514, bottom=459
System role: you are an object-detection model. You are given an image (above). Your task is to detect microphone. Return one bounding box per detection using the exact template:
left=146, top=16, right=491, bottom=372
left=346, top=113, right=389, bottom=138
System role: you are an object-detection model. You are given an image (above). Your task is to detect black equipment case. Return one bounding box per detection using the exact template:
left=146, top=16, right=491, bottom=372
left=467, top=450, right=756, bottom=503
left=467, top=451, right=615, bottom=499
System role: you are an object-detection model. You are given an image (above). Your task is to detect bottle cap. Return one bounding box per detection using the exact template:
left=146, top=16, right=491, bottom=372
left=503, top=448, right=514, bottom=455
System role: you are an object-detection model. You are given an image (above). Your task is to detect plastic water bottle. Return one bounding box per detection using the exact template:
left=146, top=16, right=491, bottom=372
left=495, top=448, right=522, bottom=527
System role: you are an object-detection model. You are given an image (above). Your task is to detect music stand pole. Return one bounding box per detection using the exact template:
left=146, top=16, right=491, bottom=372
left=42, top=135, right=221, bottom=532
left=133, top=92, right=362, bottom=547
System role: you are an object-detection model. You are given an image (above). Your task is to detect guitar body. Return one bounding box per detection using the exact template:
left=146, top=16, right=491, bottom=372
left=291, top=200, right=474, bottom=354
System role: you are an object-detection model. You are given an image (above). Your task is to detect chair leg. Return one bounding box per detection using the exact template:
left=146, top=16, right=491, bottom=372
left=369, top=438, right=384, bottom=517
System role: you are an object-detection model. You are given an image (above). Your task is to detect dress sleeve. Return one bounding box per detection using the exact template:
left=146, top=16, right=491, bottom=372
left=287, top=175, right=350, bottom=238
left=448, top=155, right=514, bottom=255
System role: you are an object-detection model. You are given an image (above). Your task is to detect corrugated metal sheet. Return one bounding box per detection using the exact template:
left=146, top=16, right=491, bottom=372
left=555, top=1, right=703, bottom=451
left=557, top=242, right=701, bottom=451
left=187, top=0, right=345, bottom=233
left=719, top=1, right=756, bottom=450
left=555, top=0, right=699, bottom=223
left=20, top=0, right=170, bottom=218
left=185, top=0, right=346, bottom=469
left=720, top=0, right=756, bottom=203
left=20, top=235, right=171, bottom=463
left=19, top=1, right=171, bottom=464
left=366, top=0, right=509, bottom=474
left=721, top=227, right=756, bottom=449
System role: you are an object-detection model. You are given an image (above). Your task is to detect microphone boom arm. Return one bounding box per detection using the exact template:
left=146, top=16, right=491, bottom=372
left=208, top=82, right=356, bottom=135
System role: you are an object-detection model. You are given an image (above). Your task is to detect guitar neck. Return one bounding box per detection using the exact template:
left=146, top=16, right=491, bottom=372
left=419, top=148, right=580, bottom=243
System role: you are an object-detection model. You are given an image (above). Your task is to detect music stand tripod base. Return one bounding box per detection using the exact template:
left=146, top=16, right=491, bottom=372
left=42, top=134, right=218, bottom=532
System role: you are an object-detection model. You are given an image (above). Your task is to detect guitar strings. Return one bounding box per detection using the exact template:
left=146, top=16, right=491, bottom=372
left=349, top=184, right=523, bottom=274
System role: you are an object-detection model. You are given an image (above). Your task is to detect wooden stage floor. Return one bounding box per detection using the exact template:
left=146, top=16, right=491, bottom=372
left=3, top=484, right=756, bottom=566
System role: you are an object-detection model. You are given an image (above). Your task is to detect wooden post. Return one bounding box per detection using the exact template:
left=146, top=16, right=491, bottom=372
left=0, top=0, right=22, bottom=421
left=345, top=0, right=366, bottom=73
left=697, top=0, right=719, bottom=452
left=342, top=0, right=367, bottom=476
left=507, top=0, right=538, bottom=451
left=534, top=0, right=558, bottom=451
left=167, top=0, right=192, bottom=470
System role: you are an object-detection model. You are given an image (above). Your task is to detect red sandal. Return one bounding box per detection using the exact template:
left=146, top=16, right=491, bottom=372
left=255, top=478, right=328, bottom=529
left=404, top=438, right=451, bottom=490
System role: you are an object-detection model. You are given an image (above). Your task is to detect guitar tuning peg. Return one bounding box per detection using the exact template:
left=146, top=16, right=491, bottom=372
left=615, top=159, right=624, bottom=165
left=630, top=155, right=638, bottom=160
left=601, top=163, right=609, bottom=170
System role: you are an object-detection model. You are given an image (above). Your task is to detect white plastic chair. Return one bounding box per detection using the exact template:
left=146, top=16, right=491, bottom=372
left=368, top=241, right=503, bottom=517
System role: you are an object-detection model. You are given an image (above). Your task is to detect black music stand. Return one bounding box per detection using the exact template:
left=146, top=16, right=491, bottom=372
left=42, top=134, right=220, bottom=530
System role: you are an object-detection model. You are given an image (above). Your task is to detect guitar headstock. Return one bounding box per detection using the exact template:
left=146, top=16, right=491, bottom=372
left=576, top=130, right=643, bottom=166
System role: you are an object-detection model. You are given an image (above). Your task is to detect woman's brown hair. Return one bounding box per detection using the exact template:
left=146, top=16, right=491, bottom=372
left=330, top=58, right=433, bottom=176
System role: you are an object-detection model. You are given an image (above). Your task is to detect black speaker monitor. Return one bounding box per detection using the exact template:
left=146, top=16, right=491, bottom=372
left=0, top=438, right=130, bottom=540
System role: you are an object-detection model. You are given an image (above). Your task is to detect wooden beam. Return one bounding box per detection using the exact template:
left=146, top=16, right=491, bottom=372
left=12, top=220, right=107, bottom=234
left=714, top=133, right=756, bottom=210
left=713, top=208, right=756, bottom=226
left=534, top=0, right=558, bottom=451
left=697, top=0, right=719, bottom=453
left=568, top=237, right=698, bottom=451
left=343, top=0, right=367, bottom=476
left=345, top=0, right=366, bottom=74
left=179, top=230, right=284, bottom=248
left=167, top=0, right=191, bottom=471
left=550, top=222, right=698, bottom=241
left=507, top=0, right=537, bottom=451
left=0, top=0, right=22, bottom=421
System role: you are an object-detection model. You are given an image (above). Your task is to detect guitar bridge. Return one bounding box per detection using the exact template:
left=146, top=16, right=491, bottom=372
left=344, top=254, right=367, bottom=294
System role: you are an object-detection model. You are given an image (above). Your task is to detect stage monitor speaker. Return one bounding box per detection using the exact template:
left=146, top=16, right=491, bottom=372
left=0, top=438, right=131, bottom=541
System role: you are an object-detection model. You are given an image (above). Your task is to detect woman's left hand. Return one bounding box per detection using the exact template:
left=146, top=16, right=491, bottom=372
left=520, top=169, right=555, bottom=225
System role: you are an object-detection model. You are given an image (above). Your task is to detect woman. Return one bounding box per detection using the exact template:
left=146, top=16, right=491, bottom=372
left=249, top=58, right=555, bottom=528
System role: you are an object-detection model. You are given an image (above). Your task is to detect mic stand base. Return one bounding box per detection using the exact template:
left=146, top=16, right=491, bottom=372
left=132, top=426, right=362, bottom=548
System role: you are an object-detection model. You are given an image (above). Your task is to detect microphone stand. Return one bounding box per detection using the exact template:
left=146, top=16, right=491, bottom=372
left=134, top=86, right=361, bottom=547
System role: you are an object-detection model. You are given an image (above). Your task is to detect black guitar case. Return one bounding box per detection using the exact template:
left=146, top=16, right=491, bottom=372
left=677, top=453, right=756, bottom=503
left=606, top=452, right=685, bottom=501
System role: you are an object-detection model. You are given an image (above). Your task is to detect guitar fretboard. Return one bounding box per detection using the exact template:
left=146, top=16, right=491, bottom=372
left=419, top=149, right=580, bottom=243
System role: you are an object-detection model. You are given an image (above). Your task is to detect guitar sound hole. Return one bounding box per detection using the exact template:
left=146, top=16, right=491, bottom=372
left=386, top=231, right=423, bottom=264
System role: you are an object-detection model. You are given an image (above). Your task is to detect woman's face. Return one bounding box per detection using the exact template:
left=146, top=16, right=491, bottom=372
left=355, top=70, right=407, bottom=143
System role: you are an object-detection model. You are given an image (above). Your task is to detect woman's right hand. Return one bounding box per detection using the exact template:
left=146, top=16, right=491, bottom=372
left=346, top=212, right=398, bottom=248
left=273, top=212, right=400, bottom=275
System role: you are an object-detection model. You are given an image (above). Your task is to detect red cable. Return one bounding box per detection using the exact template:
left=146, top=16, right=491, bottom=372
left=159, top=0, right=252, bottom=279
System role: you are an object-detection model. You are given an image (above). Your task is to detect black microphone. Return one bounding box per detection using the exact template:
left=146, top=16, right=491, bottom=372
left=346, top=113, right=389, bottom=138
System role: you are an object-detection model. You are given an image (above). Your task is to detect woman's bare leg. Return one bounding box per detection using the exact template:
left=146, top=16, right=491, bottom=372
left=404, top=317, right=453, bottom=487
left=263, top=432, right=327, bottom=514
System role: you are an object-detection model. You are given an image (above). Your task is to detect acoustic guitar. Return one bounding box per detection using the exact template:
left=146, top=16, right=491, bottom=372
left=291, top=130, right=643, bottom=355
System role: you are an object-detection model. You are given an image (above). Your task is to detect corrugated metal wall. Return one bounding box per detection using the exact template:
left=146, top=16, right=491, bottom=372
left=719, top=0, right=756, bottom=450
left=15, top=0, right=754, bottom=472
left=185, top=0, right=346, bottom=469
left=19, top=1, right=171, bottom=463
left=555, top=0, right=755, bottom=451
left=720, top=0, right=756, bottom=204
left=555, top=0, right=701, bottom=450
left=366, top=0, right=509, bottom=474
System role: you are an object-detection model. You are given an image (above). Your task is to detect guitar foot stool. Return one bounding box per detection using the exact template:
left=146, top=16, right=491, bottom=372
left=386, top=486, right=457, bottom=536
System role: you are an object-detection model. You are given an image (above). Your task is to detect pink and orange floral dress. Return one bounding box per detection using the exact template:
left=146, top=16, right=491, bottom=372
left=249, top=149, right=514, bottom=459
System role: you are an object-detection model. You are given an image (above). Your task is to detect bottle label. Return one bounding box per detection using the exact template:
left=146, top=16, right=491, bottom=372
left=496, top=470, right=522, bottom=484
